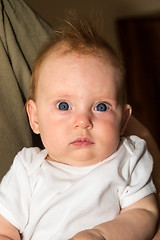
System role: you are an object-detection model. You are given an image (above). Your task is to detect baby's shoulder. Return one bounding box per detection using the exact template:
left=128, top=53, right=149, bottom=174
left=121, top=135, right=153, bottom=168
left=13, top=147, right=47, bottom=174
left=122, top=135, right=147, bottom=155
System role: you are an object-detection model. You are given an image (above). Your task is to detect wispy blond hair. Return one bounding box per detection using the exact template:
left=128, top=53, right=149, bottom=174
left=28, top=11, right=126, bottom=104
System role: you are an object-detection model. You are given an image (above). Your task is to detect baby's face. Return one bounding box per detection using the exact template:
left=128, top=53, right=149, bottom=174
left=28, top=52, right=131, bottom=166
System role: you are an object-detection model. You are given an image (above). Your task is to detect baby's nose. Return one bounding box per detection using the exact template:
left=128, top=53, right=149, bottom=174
left=73, top=114, right=93, bottom=130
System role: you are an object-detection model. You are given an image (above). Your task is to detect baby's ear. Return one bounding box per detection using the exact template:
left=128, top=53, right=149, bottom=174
left=120, top=104, right=132, bottom=136
left=26, top=100, right=40, bottom=134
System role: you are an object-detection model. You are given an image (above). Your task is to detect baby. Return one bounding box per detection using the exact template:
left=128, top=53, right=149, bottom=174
left=0, top=12, right=158, bottom=240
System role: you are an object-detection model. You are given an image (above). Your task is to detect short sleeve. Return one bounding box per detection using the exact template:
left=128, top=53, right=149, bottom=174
left=0, top=151, right=32, bottom=233
left=119, top=136, right=156, bottom=208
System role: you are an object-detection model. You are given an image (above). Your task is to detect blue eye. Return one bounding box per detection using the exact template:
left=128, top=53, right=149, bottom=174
left=95, top=103, right=109, bottom=111
left=57, top=102, right=70, bottom=111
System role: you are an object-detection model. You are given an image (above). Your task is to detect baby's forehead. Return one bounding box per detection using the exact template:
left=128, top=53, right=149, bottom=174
left=38, top=50, right=119, bottom=90
left=38, top=48, right=120, bottom=88
left=40, top=46, right=114, bottom=71
left=34, top=48, right=124, bottom=104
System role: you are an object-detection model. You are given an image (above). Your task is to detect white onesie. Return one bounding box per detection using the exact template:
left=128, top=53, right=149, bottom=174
left=0, top=136, right=156, bottom=239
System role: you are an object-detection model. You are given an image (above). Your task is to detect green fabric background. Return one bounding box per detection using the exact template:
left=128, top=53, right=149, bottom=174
left=0, top=0, right=53, bottom=179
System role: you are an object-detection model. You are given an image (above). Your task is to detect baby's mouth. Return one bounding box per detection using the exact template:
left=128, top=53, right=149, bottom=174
left=71, top=137, right=94, bottom=147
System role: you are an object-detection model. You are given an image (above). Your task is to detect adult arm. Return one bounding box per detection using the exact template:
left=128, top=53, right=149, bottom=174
left=125, top=116, right=160, bottom=193
left=70, top=194, right=158, bottom=240
left=125, top=116, right=160, bottom=240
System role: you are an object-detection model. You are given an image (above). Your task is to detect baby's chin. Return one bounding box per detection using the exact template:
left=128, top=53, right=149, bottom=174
left=45, top=152, right=111, bottom=167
